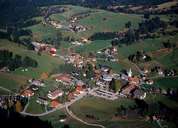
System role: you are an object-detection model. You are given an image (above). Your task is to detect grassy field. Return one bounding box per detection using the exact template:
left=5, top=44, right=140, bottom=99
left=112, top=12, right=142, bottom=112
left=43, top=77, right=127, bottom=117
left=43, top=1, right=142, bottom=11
left=26, top=96, right=45, bottom=114
left=97, top=59, right=124, bottom=73
left=153, top=77, right=178, bottom=90
left=79, top=11, right=141, bottom=38
left=70, top=96, right=135, bottom=122
left=145, top=94, right=178, bottom=110
left=156, top=48, right=178, bottom=69
left=0, top=39, right=63, bottom=78
left=70, top=96, right=160, bottom=128
left=26, top=22, right=57, bottom=42
left=40, top=109, right=92, bottom=128
left=0, top=88, right=10, bottom=95
left=75, top=40, right=111, bottom=54
left=0, top=72, right=28, bottom=92
left=49, top=5, right=142, bottom=39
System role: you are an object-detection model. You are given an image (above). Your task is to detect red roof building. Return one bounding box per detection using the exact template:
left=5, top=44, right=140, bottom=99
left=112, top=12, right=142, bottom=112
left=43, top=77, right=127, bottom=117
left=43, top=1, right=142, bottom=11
left=21, top=89, right=34, bottom=97
left=50, top=100, right=60, bottom=108
left=47, top=89, right=63, bottom=100
left=50, top=48, right=57, bottom=56
left=55, top=74, right=72, bottom=85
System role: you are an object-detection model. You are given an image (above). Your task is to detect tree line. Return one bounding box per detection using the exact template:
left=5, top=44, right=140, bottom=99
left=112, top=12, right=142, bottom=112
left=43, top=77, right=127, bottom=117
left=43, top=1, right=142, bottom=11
left=0, top=50, right=38, bottom=71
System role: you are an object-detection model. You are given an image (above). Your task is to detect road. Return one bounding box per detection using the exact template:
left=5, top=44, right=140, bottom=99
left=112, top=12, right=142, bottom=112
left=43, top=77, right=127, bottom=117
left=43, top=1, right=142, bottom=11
left=0, top=86, right=14, bottom=94
left=20, top=88, right=97, bottom=117
left=65, top=105, right=105, bottom=128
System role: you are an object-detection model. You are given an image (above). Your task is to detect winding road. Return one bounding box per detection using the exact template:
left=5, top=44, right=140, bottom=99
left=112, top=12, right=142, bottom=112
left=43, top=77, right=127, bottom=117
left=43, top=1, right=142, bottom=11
left=65, top=105, right=105, bottom=128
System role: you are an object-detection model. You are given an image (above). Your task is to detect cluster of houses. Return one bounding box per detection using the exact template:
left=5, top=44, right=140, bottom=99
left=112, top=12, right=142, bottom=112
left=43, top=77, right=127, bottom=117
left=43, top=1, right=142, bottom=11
left=92, top=65, right=152, bottom=100
left=69, top=23, right=87, bottom=33
left=71, top=38, right=90, bottom=46
left=97, top=46, right=118, bottom=62
left=65, top=52, right=96, bottom=69
left=47, top=20, right=63, bottom=29
left=20, top=73, right=86, bottom=109
left=31, top=41, right=57, bottom=56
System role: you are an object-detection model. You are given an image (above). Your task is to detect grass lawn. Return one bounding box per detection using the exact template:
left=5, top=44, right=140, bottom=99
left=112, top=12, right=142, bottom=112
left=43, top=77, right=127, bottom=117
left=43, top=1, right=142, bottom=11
left=97, top=59, right=124, bottom=73
left=119, top=34, right=178, bottom=58
left=0, top=72, right=28, bottom=92
left=26, top=22, right=57, bottom=41
left=0, top=39, right=63, bottom=78
left=0, top=88, right=11, bottom=95
left=75, top=40, right=111, bottom=54
left=40, top=109, right=92, bottom=128
left=145, top=94, right=178, bottom=110
left=153, top=77, right=178, bottom=89
left=26, top=96, right=45, bottom=114
left=156, top=48, right=178, bottom=69
left=70, top=96, right=135, bottom=122
left=79, top=10, right=142, bottom=38
left=102, top=120, right=157, bottom=128
left=49, top=5, right=142, bottom=39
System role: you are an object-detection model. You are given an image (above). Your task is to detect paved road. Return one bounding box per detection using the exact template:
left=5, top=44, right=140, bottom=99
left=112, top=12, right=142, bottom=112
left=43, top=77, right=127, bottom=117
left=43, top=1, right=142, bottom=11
left=21, top=97, right=30, bottom=113
left=0, top=86, right=14, bottom=93
left=20, top=88, right=97, bottom=117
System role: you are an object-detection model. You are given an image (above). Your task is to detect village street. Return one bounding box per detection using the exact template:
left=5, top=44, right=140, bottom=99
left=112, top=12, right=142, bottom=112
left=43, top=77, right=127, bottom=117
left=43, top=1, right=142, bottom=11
left=20, top=87, right=98, bottom=117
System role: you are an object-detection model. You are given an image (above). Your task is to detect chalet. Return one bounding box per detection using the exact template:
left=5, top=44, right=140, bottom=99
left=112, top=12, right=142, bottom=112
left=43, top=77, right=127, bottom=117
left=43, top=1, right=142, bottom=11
left=47, top=89, right=63, bottom=100
left=55, top=74, right=72, bottom=85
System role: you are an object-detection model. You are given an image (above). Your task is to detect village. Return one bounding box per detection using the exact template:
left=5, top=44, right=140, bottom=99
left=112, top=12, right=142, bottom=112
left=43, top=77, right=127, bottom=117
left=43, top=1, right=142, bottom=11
left=1, top=35, right=176, bottom=118
left=1, top=38, right=171, bottom=116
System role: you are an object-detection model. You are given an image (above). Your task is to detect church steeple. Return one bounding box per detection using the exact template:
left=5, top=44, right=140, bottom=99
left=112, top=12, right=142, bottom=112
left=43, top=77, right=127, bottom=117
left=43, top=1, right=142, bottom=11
left=128, top=68, right=132, bottom=77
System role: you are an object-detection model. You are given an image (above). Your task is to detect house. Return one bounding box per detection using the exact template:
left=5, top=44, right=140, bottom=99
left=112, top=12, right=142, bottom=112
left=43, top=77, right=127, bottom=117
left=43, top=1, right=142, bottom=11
left=21, top=89, right=34, bottom=97
left=50, top=100, right=60, bottom=108
left=47, top=89, right=63, bottom=100
left=50, top=48, right=57, bottom=56
left=55, top=74, right=72, bottom=85
left=100, top=65, right=111, bottom=73
left=145, top=79, right=154, bottom=85
left=30, top=80, right=45, bottom=87
left=75, top=86, right=84, bottom=94
left=30, top=85, right=39, bottom=91
left=133, top=89, right=146, bottom=99
left=102, top=74, right=113, bottom=82
left=68, top=93, right=75, bottom=101
left=36, top=97, right=48, bottom=105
